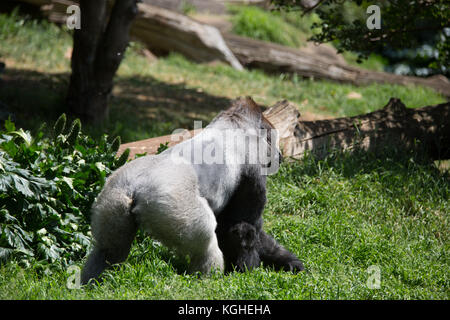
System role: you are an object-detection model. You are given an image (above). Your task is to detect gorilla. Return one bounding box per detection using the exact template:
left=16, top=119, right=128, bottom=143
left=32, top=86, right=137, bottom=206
left=81, top=96, right=304, bottom=284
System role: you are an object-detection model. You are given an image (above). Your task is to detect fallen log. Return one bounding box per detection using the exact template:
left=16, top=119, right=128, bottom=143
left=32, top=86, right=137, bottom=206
left=266, top=98, right=450, bottom=160
left=223, top=33, right=450, bottom=97
left=118, top=98, right=450, bottom=161
left=118, top=130, right=198, bottom=159
left=131, top=3, right=243, bottom=70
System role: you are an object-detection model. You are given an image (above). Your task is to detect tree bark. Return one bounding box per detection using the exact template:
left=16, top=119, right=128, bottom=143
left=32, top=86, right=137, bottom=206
left=118, top=98, right=450, bottom=161
left=265, top=98, right=450, bottom=160
left=66, top=0, right=139, bottom=123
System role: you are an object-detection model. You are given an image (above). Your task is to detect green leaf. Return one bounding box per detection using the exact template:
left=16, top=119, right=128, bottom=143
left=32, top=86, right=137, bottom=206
left=2, top=226, right=25, bottom=249
left=61, top=176, right=74, bottom=190
left=53, top=113, right=67, bottom=136
left=115, top=148, right=130, bottom=167
left=157, top=142, right=169, bottom=154
left=36, top=228, right=47, bottom=236
left=15, top=247, right=34, bottom=257
left=11, top=129, right=32, bottom=147
left=15, top=225, right=33, bottom=243
left=94, top=162, right=106, bottom=173
left=0, top=247, right=14, bottom=261
left=37, top=243, right=61, bottom=261
left=74, top=233, right=90, bottom=246
left=4, top=119, right=15, bottom=132
left=66, top=119, right=81, bottom=147
left=0, top=173, right=13, bottom=191
left=109, top=136, right=121, bottom=153
left=12, top=174, right=34, bottom=197
left=2, top=210, right=18, bottom=223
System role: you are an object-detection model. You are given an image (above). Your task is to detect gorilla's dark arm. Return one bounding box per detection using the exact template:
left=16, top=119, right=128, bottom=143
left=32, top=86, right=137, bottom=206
left=215, top=168, right=304, bottom=273
left=257, top=231, right=304, bottom=272
left=216, top=222, right=261, bottom=272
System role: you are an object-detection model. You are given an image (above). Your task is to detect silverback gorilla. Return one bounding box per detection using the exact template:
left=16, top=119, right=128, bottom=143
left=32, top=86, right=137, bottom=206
left=81, top=97, right=304, bottom=284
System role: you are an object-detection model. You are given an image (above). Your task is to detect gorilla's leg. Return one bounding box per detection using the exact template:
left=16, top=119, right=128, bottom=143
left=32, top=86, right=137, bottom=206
left=81, top=189, right=138, bottom=285
left=134, top=186, right=224, bottom=275
left=176, top=196, right=224, bottom=274
left=187, top=230, right=224, bottom=275
left=258, top=231, right=304, bottom=273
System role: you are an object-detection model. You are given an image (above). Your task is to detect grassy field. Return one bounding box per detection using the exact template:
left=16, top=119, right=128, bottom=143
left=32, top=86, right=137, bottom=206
left=1, top=150, right=448, bottom=299
left=0, top=11, right=448, bottom=299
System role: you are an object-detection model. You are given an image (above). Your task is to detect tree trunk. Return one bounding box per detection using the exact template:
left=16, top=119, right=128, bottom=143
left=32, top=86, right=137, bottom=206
left=66, top=0, right=139, bottom=123
left=118, top=98, right=450, bottom=161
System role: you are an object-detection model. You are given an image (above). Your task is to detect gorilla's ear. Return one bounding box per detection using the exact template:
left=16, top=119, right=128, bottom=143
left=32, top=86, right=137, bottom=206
left=232, top=96, right=263, bottom=124
left=243, top=96, right=262, bottom=114
left=244, top=97, right=276, bottom=132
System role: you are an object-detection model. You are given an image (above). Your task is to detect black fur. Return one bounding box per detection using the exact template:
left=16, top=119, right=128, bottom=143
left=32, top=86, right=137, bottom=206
left=216, top=165, right=304, bottom=273
left=218, top=222, right=260, bottom=272
left=215, top=98, right=304, bottom=273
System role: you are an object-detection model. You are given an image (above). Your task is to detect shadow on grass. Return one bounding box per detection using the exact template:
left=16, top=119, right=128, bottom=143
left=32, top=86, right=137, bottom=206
left=0, top=68, right=231, bottom=142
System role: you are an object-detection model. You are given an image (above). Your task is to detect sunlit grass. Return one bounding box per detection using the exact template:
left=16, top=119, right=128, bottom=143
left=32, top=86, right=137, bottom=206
left=1, top=150, right=448, bottom=299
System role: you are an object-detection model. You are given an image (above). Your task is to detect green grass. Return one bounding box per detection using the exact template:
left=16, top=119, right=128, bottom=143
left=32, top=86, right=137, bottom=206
left=229, top=5, right=307, bottom=47
left=0, top=11, right=448, bottom=300
left=1, top=151, right=448, bottom=299
left=147, top=54, right=444, bottom=117
left=341, top=52, right=389, bottom=72
left=0, top=9, right=72, bottom=72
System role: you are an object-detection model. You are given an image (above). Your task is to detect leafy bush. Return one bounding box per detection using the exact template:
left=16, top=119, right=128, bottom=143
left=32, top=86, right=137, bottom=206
left=273, top=0, right=450, bottom=76
left=0, top=115, right=127, bottom=268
